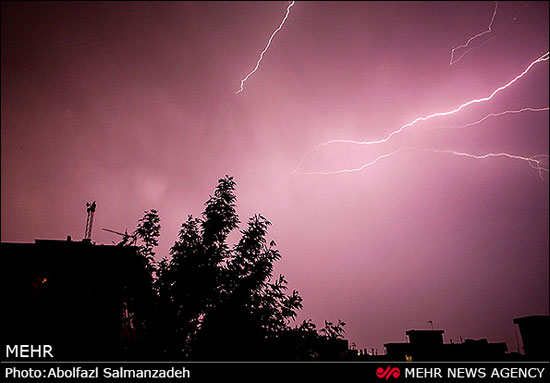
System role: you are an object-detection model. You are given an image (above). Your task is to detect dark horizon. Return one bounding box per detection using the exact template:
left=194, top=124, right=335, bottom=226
left=2, top=233, right=548, bottom=361
left=1, top=1, right=549, bottom=354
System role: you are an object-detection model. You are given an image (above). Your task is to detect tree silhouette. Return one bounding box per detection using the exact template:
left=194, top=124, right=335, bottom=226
left=122, top=176, right=349, bottom=360
left=193, top=214, right=303, bottom=359
left=135, top=209, right=161, bottom=267
left=320, top=319, right=346, bottom=340
left=120, top=209, right=161, bottom=357
left=157, top=176, right=304, bottom=359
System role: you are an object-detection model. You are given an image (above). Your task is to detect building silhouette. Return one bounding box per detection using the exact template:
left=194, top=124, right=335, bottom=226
left=0, top=238, right=146, bottom=360
left=2, top=238, right=547, bottom=362
left=383, top=329, right=507, bottom=361
left=513, top=315, right=550, bottom=360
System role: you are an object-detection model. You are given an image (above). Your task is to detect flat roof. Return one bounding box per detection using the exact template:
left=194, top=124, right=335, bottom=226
left=406, top=329, right=444, bottom=335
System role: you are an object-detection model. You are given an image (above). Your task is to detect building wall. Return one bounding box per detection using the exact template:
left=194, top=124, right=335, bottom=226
left=0, top=240, right=141, bottom=360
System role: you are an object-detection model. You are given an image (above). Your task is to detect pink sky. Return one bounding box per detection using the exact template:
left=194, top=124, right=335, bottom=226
left=2, top=1, right=548, bottom=353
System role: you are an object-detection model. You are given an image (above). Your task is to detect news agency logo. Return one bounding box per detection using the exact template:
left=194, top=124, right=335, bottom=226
left=376, top=366, right=401, bottom=380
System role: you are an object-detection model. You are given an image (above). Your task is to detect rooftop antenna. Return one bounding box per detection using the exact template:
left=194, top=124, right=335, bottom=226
left=102, top=227, right=136, bottom=246
left=84, top=201, right=96, bottom=241
left=426, top=320, right=434, bottom=330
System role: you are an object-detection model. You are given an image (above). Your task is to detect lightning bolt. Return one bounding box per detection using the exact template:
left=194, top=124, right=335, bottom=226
left=434, top=107, right=549, bottom=130
left=450, top=1, right=498, bottom=66
left=236, top=1, right=296, bottom=94
left=292, top=51, right=549, bottom=174
left=302, top=148, right=549, bottom=180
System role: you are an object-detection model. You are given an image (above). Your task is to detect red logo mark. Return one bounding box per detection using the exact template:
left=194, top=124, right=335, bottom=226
left=376, top=366, right=401, bottom=380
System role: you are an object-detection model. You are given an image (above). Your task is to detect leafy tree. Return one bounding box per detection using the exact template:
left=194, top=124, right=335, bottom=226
left=161, top=176, right=304, bottom=359
left=150, top=256, right=179, bottom=357
left=167, top=215, right=209, bottom=355
left=135, top=209, right=161, bottom=267
left=125, top=176, right=350, bottom=360
left=160, top=177, right=241, bottom=356
left=292, top=319, right=321, bottom=360
left=201, top=176, right=240, bottom=249
left=120, top=209, right=161, bottom=357
left=194, top=214, right=303, bottom=359
left=320, top=319, right=346, bottom=340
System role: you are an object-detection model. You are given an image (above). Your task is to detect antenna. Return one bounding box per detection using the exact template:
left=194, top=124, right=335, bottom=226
left=426, top=320, right=434, bottom=330
left=84, top=201, right=96, bottom=241
left=102, top=227, right=136, bottom=246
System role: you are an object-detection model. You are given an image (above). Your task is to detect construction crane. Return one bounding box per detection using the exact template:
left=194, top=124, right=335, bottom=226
left=84, top=201, right=96, bottom=241
left=102, top=227, right=137, bottom=246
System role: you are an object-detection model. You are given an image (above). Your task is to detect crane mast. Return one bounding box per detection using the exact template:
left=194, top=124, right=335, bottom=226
left=84, top=201, right=96, bottom=241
